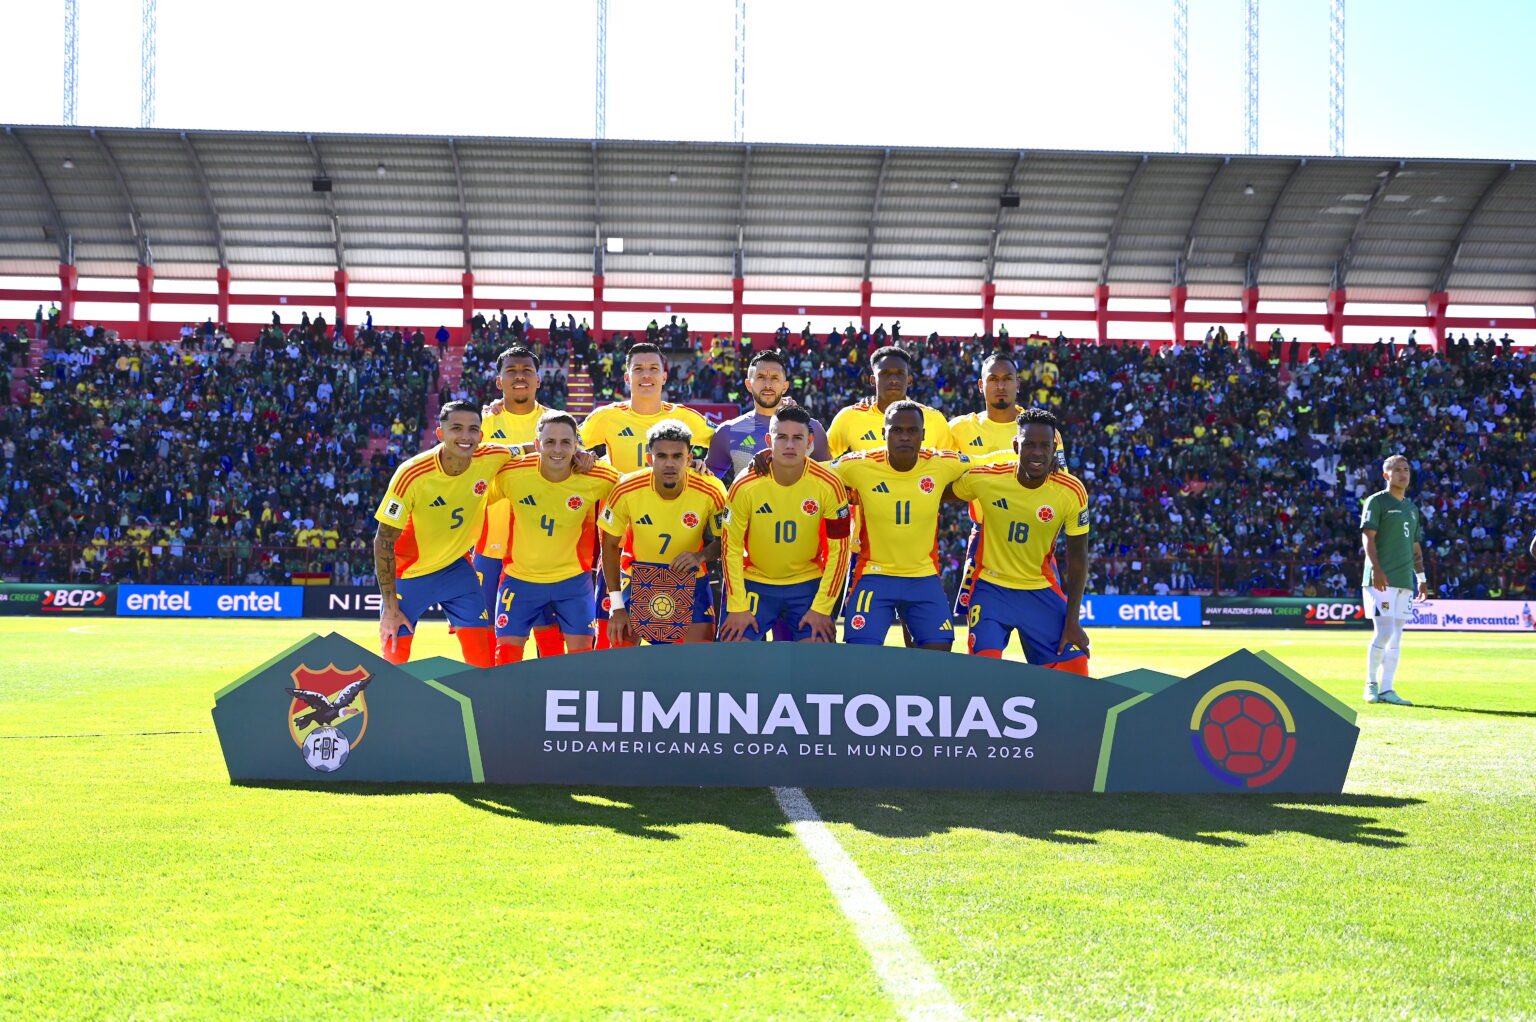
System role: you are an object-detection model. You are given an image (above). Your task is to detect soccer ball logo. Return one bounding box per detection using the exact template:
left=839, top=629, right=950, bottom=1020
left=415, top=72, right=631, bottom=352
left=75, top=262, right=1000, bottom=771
left=850, top=614, right=867, bottom=631
left=474, top=480, right=488, bottom=495
left=1036, top=506, right=1055, bottom=524
left=682, top=511, right=700, bottom=529
left=566, top=495, right=584, bottom=511
left=1190, top=682, right=1298, bottom=788
left=919, top=476, right=936, bottom=494
left=301, top=727, right=350, bottom=772
left=600, top=595, right=612, bottom=612
left=802, top=499, right=820, bottom=516
left=496, top=613, right=508, bottom=628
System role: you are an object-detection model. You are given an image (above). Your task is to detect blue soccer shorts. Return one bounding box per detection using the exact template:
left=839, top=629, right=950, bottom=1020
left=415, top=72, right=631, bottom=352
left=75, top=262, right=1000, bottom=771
left=843, top=573, right=954, bottom=646
left=733, top=579, right=821, bottom=641
left=395, top=557, right=489, bottom=635
left=965, top=578, right=1087, bottom=666
left=952, top=525, right=982, bottom=617
left=475, top=551, right=558, bottom=630
left=495, top=573, right=594, bottom=639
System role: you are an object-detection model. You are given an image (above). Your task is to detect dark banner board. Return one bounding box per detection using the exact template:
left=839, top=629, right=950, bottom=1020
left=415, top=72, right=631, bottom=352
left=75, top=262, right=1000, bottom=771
left=214, top=635, right=1357, bottom=794
left=1201, top=597, right=1369, bottom=629
left=0, top=583, right=117, bottom=616
left=302, top=586, right=448, bottom=621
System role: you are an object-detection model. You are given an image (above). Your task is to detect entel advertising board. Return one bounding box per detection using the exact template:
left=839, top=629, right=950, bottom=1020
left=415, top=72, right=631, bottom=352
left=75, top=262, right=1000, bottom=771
left=1078, top=595, right=1201, bottom=628
left=117, top=585, right=304, bottom=618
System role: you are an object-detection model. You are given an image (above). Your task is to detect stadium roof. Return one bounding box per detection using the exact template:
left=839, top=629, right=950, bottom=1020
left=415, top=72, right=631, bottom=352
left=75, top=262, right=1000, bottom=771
left=3, top=124, right=1534, bottom=304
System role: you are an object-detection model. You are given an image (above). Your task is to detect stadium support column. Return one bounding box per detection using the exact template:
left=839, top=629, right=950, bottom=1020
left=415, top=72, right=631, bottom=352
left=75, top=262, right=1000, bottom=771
left=981, top=281, right=996, bottom=337
left=136, top=264, right=153, bottom=341
left=58, top=263, right=77, bottom=326
left=1094, top=284, right=1109, bottom=345
left=1427, top=291, right=1448, bottom=351
left=461, top=271, right=474, bottom=344
left=1326, top=288, right=1346, bottom=345
left=1170, top=285, right=1188, bottom=345
left=859, top=280, right=872, bottom=333
left=333, top=269, right=348, bottom=332
left=732, top=276, right=745, bottom=340
left=1243, top=286, right=1259, bottom=351
left=215, top=266, right=230, bottom=328
left=592, top=274, right=605, bottom=337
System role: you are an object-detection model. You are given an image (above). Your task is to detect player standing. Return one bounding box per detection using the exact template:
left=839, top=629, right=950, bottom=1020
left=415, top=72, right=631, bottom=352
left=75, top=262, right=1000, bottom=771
left=373, top=401, right=511, bottom=668
left=490, top=413, right=620, bottom=663
left=599, top=421, right=728, bottom=645
left=1360, top=454, right=1428, bottom=705
left=826, top=346, right=954, bottom=456
left=718, top=406, right=852, bottom=642
left=832, top=401, right=969, bottom=650
left=580, top=342, right=715, bottom=472
left=944, top=408, right=1092, bottom=674
left=706, top=350, right=831, bottom=482
left=473, top=345, right=566, bottom=659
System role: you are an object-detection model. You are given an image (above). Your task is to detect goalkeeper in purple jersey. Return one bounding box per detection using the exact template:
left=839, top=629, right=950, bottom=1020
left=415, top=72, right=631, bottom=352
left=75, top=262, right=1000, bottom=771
left=705, top=350, right=831, bottom=483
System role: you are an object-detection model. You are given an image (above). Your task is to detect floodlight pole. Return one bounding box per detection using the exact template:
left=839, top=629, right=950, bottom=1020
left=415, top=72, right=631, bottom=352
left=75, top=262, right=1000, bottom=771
left=63, top=0, right=79, bottom=125
left=1329, top=0, right=1345, bottom=157
left=141, top=0, right=158, bottom=129
left=734, top=0, right=747, bottom=142
left=1173, top=0, right=1188, bottom=153
left=1244, top=0, right=1259, bottom=154
left=595, top=0, right=608, bottom=139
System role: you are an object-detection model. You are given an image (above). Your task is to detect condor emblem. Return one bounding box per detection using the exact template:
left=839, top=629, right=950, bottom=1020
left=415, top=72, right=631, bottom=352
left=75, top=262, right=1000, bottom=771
left=285, top=664, right=370, bottom=772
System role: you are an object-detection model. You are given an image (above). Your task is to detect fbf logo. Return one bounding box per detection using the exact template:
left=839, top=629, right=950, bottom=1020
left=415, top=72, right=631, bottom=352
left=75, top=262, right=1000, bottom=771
left=285, top=664, right=371, bottom=772
left=1190, top=682, right=1297, bottom=788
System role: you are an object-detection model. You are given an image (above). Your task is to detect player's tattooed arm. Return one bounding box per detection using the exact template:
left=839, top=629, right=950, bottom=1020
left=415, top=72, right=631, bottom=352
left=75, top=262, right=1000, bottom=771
left=1058, top=531, right=1091, bottom=660
left=374, top=523, right=411, bottom=650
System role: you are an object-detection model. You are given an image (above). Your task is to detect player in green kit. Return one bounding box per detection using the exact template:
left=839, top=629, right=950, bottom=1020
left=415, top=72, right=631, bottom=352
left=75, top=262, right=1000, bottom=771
left=1359, top=454, right=1429, bottom=705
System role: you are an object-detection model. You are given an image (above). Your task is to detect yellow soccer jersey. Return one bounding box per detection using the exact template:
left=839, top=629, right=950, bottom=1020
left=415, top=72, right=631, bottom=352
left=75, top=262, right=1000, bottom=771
left=493, top=457, right=621, bottom=583
left=477, top=402, right=549, bottom=559
left=949, top=409, right=1067, bottom=461
left=826, top=399, right=956, bottom=457
left=599, top=468, right=728, bottom=575
left=832, top=449, right=970, bottom=578
left=951, top=460, right=1089, bottom=591
left=374, top=444, right=515, bottom=579
left=579, top=401, right=716, bottom=474
left=721, top=462, right=852, bottom=614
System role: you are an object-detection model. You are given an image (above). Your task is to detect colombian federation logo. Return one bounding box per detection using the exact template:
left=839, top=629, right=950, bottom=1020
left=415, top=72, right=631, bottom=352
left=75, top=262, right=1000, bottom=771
left=682, top=511, right=700, bottom=529
left=566, top=495, right=584, bottom=511
left=919, top=476, right=936, bottom=494
left=650, top=591, right=678, bottom=621
left=496, top=612, right=509, bottom=628
left=1190, top=681, right=1297, bottom=788
left=850, top=614, right=867, bottom=631
left=474, top=480, right=488, bottom=495
left=1036, top=505, right=1055, bottom=524
left=801, top=499, right=820, bottom=516
left=285, top=664, right=370, bottom=773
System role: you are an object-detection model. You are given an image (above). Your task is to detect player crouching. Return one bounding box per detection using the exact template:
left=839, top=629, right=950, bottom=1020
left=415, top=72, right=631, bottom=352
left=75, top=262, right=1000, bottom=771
left=599, top=421, right=729, bottom=645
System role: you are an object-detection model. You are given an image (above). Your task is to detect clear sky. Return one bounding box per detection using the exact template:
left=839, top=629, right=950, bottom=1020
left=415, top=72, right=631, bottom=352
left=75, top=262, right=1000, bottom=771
left=2, top=0, right=1534, bottom=159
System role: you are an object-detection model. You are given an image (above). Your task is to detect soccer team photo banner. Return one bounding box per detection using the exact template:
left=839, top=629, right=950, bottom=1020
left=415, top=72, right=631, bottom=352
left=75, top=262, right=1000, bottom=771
left=213, top=634, right=1358, bottom=794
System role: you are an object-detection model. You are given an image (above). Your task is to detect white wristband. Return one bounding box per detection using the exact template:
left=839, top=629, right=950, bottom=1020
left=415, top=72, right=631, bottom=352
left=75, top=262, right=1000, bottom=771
left=1414, top=572, right=1427, bottom=585
left=608, top=589, right=626, bottom=610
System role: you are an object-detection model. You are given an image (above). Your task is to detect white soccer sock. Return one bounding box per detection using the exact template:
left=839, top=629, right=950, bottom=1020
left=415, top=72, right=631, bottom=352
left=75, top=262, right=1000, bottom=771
left=1367, top=619, right=1390, bottom=689
left=1379, top=619, right=1404, bottom=692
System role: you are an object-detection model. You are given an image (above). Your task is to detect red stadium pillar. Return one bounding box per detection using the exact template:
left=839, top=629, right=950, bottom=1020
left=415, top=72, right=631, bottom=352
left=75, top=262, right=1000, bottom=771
left=1170, top=285, right=1188, bottom=345
left=1427, top=291, right=1449, bottom=351
left=1094, top=284, right=1109, bottom=345
left=136, top=264, right=153, bottom=341
left=333, top=269, right=349, bottom=332
left=859, top=280, right=873, bottom=334
left=461, top=271, right=475, bottom=344
left=981, top=281, right=996, bottom=337
left=1243, top=287, right=1260, bottom=352
left=58, top=263, right=77, bottom=326
left=592, top=274, right=605, bottom=337
left=215, top=266, right=230, bottom=328
left=732, top=276, right=745, bottom=340
left=1326, top=288, right=1346, bottom=346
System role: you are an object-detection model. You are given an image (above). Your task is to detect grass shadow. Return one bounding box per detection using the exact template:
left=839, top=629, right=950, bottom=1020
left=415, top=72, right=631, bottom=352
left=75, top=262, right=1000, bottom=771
left=1412, top=703, right=1536, bottom=719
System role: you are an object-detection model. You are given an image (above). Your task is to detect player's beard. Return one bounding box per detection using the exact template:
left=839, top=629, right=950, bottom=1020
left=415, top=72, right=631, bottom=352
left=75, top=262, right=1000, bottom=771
left=754, top=390, right=783, bottom=411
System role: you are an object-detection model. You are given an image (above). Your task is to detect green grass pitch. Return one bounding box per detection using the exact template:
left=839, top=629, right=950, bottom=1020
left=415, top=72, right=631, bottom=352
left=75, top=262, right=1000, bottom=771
left=2, top=618, right=1533, bottom=1020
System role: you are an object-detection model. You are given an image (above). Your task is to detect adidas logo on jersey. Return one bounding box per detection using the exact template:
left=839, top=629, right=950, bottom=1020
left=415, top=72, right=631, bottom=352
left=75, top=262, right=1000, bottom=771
left=430, top=496, right=447, bottom=507
left=637, top=514, right=654, bottom=525
left=619, top=426, right=636, bottom=437
left=992, top=498, right=1009, bottom=509
left=756, top=503, right=774, bottom=515
left=860, top=430, right=879, bottom=441
left=520, top=495, right=537, bottom=506
left=970, top=436, right=985, bottom=447
left=872, top=482, right=890, bottom=494
left=741, top=436, right=757, bottom=448
left=490, top=429, right=506, bottom=439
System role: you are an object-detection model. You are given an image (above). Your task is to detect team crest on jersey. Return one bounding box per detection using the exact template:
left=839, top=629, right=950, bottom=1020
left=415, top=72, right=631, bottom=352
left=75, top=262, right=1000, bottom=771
left=496, top=613, right=508, bottom=628
left=682, top=511, right=700, bottom=529
left=566, top=495, right=584, bottom=511
left=600, top=594, right=612, bottom=612
left=285, top=664, right=370, bottom=773
left=801, top=499, right=820, bottom=516
left=1036, top=506, right=1055, bottom=524
left=919, top=476, right=936, bottom=494
left=850, top=614, right=867, bottom=631
left=474, top=480, right=488, bottom=495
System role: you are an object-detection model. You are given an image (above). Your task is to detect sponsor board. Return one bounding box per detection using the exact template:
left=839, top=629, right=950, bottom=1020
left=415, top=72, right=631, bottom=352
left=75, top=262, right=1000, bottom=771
left=215, top=635, right=1357, bottom=794
left=118, top=585, right=303, bottom=618
left=1202, top=597, right=1369, bottom=629
left=0, top=583, right=116, bottom=615
left=1406, top=599, right=1536, bottom=632
left=1080, top=595, right=1201, bottom=628
left=301, top=586, right=449, bottom=621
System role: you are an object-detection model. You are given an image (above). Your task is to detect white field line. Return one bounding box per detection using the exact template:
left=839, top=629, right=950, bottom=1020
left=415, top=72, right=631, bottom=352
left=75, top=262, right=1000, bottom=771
left=772, top=785, right=968, bottom=1022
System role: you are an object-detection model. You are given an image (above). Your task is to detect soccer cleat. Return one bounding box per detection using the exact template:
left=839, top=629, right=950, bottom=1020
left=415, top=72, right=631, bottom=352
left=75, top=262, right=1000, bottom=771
left=1363, top=684, right=1379, bottom=704
left=1377, top=690, right=1413, bottom=706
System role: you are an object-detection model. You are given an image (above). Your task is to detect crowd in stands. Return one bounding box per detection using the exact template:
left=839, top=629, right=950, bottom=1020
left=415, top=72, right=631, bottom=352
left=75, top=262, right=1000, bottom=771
left=4, top=310, right=1534, bottom=603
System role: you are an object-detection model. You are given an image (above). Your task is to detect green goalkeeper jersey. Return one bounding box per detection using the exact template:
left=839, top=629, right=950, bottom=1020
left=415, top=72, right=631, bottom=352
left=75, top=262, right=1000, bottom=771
left=1359, top=489, right=1422, bottom=590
